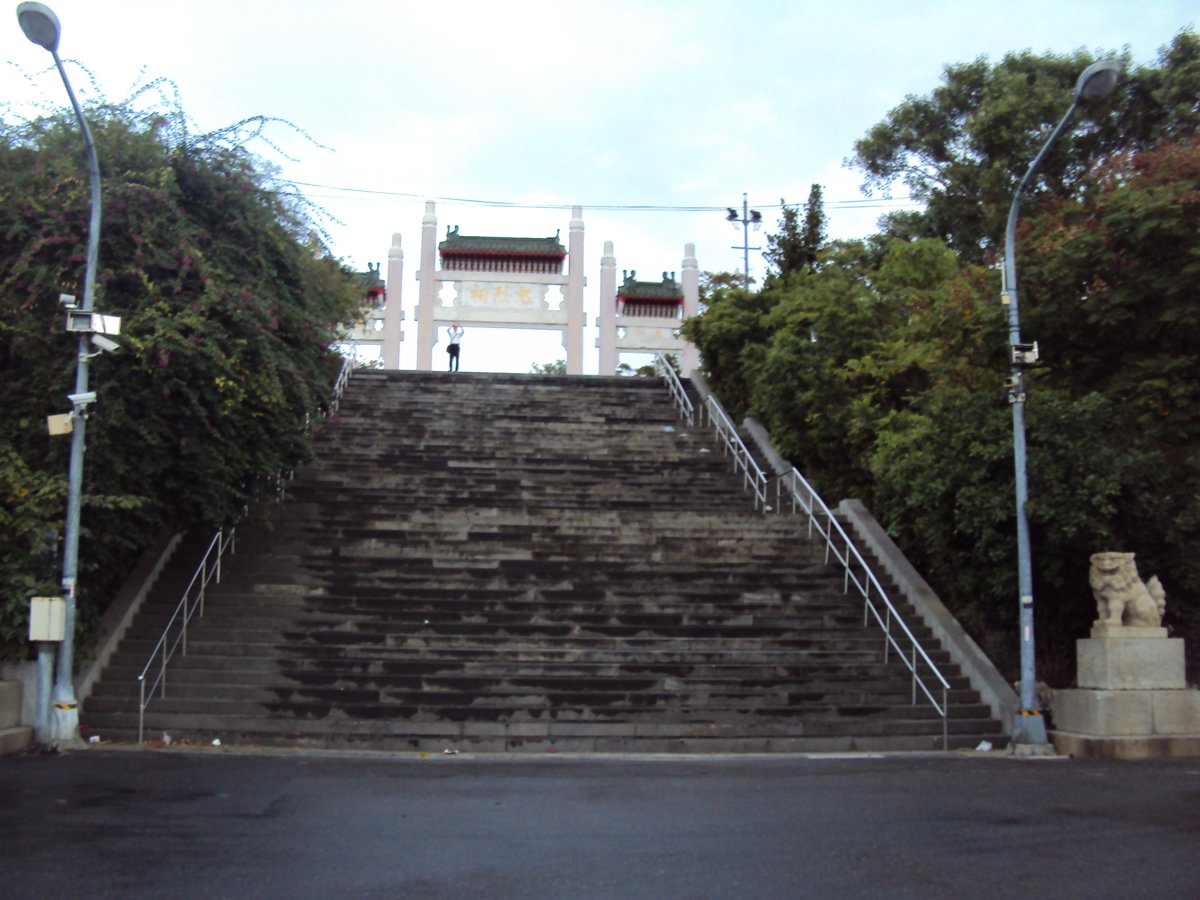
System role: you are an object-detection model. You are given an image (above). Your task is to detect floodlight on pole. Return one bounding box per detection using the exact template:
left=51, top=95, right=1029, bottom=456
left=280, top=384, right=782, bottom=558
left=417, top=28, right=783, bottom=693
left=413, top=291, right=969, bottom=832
left=726, top=193, right=762, bottom=289
left=18, top=0, right=104, bottom=750
left=1002, top=58, right=1120, bottom=748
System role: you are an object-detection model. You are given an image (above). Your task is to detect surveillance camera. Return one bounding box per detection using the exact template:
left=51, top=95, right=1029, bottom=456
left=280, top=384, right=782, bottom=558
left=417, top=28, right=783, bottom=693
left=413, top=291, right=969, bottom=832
left=59, top=293, right=78, bottom=309
left=91, top=334, right=120, bottom=353
left=68, top=391, right=97, bottom=407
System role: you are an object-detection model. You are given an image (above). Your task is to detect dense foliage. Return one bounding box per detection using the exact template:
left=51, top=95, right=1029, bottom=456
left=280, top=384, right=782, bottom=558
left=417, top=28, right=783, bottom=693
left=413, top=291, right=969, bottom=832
left=685, top=35, right=1200, bottom=684
left=850, top=33, right=1200, bottom=260
left=0, top=100, right=361, bottom=656
left=764, top=184, right=827, bottom=283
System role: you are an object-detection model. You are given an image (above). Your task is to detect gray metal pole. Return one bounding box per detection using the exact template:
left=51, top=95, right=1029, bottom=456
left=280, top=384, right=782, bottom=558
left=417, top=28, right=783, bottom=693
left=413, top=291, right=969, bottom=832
left=1002, top=100, right=1077, bottom=747
left=48, top=43, right=102, bottom=748
left=742, top=193, right=751, bottom=289
left=34, top=642, right=53, bottom=745
left=1001, top=58, right=1119, bottom=749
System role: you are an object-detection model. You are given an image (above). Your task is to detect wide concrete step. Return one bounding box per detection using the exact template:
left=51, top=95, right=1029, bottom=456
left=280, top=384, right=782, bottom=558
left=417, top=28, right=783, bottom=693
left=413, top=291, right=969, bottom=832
left=92, top=695, right=977, bottom=728
left=90, top=663, right=971, bottom=694
left=94, top=648, right=941, bottom=679
left=86, top=711, right=998, bottom=754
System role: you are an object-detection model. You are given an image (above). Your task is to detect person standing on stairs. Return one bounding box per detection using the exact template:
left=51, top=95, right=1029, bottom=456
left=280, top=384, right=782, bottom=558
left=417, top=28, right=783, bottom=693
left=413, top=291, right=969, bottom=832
left=447, top=322, right=464, bottom=372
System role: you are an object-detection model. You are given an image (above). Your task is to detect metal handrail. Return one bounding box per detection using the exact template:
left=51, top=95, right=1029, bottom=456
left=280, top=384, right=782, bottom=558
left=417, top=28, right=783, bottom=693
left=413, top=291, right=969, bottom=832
left=136, top=528, right=235, bottom=747
left=774, top=469, right=951, bottom=747
left=329, top=355, right=354, bottom=416
left=653, top=354, right=694, bottom=426
left=702, top=395, right=769, bottom=510
left=651, top=353, right=765, bottom=508
left=662, top=373, right=950, bottom=748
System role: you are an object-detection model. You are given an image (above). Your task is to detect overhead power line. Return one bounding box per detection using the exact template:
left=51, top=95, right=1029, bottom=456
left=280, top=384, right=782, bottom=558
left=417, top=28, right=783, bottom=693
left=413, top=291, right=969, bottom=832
left=286, top=180, right=917, bottom=213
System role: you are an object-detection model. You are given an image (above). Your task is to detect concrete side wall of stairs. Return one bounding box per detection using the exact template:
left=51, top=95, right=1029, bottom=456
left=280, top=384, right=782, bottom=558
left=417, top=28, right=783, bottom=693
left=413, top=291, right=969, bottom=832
left=0, top=679, right=32, bottom=754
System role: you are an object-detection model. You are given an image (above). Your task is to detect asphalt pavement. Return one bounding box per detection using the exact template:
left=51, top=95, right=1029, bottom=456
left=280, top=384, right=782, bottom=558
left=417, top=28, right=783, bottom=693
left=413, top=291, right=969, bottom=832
left=2, top=747, right=1198, bottom=899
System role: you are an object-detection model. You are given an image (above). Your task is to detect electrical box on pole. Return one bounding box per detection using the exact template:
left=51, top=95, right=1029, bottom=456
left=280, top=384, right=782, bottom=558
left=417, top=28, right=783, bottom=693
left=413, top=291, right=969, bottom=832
left=29, top=597, right=66, bottom=642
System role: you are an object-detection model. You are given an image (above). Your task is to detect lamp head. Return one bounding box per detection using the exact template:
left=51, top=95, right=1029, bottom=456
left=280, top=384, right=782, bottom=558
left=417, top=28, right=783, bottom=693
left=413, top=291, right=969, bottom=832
left=1074, top=59, right=1120, bottom=103
left=17, top=2, right=60, bottom=53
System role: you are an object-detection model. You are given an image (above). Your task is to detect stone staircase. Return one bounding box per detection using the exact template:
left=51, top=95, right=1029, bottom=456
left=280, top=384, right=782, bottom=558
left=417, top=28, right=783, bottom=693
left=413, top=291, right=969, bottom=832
left=83, top=371, right=1004, bottom=752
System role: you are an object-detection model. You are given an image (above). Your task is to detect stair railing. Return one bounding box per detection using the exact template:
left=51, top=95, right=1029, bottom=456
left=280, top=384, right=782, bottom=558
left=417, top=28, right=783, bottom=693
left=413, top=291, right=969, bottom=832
left=328, top=355, right=354, bottom=416
left=658, top=359, right=949, bottom=748
left=773, top=468, right=950, bottom=748
left=654, top=354, right=694, bottom=426
left=655, top=356, right=768, bottom=509
left=136, top=528, right=235, bottom=748
left=703, top=395, right=769, bottom=510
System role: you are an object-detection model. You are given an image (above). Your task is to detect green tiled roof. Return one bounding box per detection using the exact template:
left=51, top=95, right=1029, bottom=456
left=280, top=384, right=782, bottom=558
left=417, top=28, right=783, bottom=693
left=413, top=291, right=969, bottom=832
left=439, top=226, right=565, bottom=257
left=618, top=271, right=682, bottom=300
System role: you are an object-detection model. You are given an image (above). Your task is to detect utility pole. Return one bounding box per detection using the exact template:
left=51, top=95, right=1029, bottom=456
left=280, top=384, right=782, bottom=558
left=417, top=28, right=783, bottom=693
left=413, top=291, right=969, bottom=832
left=725, top=193, right=762, bottom=289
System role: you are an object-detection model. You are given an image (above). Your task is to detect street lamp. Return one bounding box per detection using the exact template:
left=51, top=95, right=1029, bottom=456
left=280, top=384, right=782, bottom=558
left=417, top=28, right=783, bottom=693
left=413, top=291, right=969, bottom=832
left=726, top=193, right=762, bottom=289
left=18, top=1, right=104, bottom=749
left=1003, top=58, right=1120, bottom=748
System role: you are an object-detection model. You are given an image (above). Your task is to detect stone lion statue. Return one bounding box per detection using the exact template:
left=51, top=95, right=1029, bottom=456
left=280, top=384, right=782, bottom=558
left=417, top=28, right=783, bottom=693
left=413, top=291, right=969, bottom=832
left=1088, top=552, right=1166, bottom=628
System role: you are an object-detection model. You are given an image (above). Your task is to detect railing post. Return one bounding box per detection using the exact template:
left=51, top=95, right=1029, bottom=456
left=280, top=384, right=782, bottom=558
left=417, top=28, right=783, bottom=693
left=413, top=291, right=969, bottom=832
left=912, top=648, right=918, bottom=704
left=943, top=690, right=949, bottom=750
left=158, top=641, right=167, bottom=699
left=884, top=608, right=892, bottom=661
left=138, top=677, right=145, bottom=749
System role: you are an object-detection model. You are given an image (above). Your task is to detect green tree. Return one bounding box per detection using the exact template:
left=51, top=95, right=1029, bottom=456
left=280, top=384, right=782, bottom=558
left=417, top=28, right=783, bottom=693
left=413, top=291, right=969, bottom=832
left=764, top=184, right=826, bottom=283
left=848, top=32, right=1200, bottom=261
left=681, top=279, right=778, bottom=419
left=530, top=359, right=567, bottom=375
left=0, top=99, right=360, bottom=658
left=688, top=36, right=1200, bottom=685
left=0, top=446, right=64, bottom=649
left=1016, top=136, right=1200, bottom=673
left=615, top=361, right=657, bottom=377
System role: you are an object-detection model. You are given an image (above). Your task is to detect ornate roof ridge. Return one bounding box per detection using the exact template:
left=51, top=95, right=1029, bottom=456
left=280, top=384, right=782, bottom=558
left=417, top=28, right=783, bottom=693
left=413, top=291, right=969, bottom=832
left=439, top=226, right=565, bottom=257
left=618, top=270, right=683, bottom=300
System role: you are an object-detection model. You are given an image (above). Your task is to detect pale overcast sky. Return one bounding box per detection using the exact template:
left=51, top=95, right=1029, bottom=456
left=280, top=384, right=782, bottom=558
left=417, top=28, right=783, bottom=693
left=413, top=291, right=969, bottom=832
left=4, top=1, right=1194, bottom=372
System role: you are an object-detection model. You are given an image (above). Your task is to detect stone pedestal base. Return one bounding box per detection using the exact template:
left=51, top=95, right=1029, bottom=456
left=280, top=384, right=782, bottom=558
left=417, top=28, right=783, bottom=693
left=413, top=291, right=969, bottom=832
left=1051, top=632, right=1200, bottom=759
left=1076, top=633, right=1185, bottom=689
left=1050, top=730, right=1200, bottom=760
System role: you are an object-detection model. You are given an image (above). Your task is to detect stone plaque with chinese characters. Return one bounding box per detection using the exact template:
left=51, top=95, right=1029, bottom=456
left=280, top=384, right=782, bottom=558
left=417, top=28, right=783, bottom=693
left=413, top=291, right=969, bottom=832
left=457, top=282, right=550, bottom=311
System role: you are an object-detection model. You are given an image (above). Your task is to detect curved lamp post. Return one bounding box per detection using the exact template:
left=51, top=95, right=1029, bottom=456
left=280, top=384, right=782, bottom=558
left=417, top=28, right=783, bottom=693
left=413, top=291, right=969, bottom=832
left=18, top=1, right=103, bottom=748
left=1003, top=59, right=1120, bottom=746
